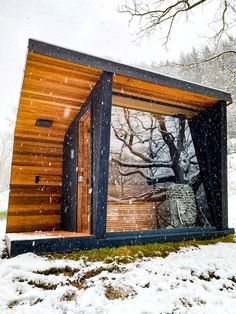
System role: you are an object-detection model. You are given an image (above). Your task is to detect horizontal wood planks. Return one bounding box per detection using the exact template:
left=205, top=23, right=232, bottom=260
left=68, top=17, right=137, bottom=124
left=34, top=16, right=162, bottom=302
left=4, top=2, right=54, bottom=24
left=112, top=94, right=196, bottom=118
left=112, top=74, right=219, bottom=117
left=14, top=230, right=90, bottom=238
left=107, top=201, right=160, bottom=232
left=7, top=52, right=102, bottom=233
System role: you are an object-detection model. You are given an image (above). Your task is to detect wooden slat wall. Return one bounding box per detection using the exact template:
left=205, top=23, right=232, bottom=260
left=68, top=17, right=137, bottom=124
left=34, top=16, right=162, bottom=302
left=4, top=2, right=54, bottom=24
left=107, top=201, right=160, bottom=232
left=113, top=75, right=219, bottom=117
left=7, top=52, right=101, bottom=233
left=112, top=94, right=196, bottom=118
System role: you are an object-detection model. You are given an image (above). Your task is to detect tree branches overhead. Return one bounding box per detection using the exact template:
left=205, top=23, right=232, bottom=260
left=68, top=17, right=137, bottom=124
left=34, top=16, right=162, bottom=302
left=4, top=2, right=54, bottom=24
left=119, top=0, right=236, bottom=45
left=119, top=0, right=236, bottom=87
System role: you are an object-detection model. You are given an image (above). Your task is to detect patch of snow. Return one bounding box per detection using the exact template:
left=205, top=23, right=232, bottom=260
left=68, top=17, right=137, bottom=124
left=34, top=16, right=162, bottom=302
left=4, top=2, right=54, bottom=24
left=6, top=233, right=60, bottom=241
left=0, top=190, right=8, bottom=256
left=0, top=244, right=235, bottom=313
left=0, top=219, right=6, bottom=256
left=0, top=190, right=9, bottom=213
left=228, top=153, right=236, bottom=229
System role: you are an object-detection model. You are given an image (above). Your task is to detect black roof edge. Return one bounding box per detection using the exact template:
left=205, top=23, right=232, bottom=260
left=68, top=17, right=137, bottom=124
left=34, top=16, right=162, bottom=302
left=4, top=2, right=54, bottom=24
left=28, top=39, right=232, bottom=104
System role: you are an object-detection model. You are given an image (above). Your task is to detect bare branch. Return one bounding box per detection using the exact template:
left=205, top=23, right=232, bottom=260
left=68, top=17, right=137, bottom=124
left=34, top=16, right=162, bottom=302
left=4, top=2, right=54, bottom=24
left=170, top=50, right=236, bottom=67
left=157, top=211, right=177, bottom=228
left=112, top=123, right=152, bottom=162
left=118, top=168, right=150, bottom=179
left=119, top=0, right=209, bottom=43
left=111, top=157, right=173, bottom=168
left=108, top=187, right=166, bottom=202
left=177, top=116, right=186, bottom=152
left=119, top=0, right=235, bottom=46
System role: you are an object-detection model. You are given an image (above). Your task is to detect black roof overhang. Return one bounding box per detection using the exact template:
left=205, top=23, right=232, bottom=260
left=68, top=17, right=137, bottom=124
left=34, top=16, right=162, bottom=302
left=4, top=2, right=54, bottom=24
left=28, top=39, right=232, bottom=104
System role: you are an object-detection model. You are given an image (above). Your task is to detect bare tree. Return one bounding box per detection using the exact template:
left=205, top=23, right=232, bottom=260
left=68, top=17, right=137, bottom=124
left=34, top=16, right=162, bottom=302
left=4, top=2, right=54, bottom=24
left=107, top=107, right=211, bottom=228
left=109, top=151, right=137, bottom=198
left=109, top=107, right=200, bottom=202
left=119, top=0, right=236, bottom=84
left=119, top=0, right=235, bottom=44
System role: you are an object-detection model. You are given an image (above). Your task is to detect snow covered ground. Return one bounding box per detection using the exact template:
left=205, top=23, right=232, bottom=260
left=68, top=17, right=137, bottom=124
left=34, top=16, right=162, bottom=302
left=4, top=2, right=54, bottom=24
left=228, top=153, right=236, bottom=229
left=0, top=190, right=8, bottom=256
left=0, top=243, right=235, bottom=314
left=0, top=190, right=9, bottom=213
left=0, top=190, right=8, bottom=255
left=0, top=160, right=235, bottom=313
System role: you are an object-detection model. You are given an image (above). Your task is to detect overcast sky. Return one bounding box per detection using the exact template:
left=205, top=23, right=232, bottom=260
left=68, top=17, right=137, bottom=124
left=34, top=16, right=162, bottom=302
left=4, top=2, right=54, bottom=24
left=0, top=0, right=215, bottom=131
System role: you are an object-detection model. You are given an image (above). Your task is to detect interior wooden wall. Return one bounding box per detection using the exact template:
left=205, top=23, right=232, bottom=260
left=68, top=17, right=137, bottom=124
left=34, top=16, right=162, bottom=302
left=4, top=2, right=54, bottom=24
left=107, top=201, right=160, bottom=232
left=112, top=75, right=219, bottom=117
left=7, top=52, right=101, bottom=232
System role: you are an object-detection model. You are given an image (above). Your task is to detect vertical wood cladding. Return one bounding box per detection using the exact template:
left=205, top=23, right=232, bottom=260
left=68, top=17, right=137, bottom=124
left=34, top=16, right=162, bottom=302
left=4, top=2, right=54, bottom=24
left=61, top=98, right=91, bottom=233
left=77, top=110, right=91, bottom=233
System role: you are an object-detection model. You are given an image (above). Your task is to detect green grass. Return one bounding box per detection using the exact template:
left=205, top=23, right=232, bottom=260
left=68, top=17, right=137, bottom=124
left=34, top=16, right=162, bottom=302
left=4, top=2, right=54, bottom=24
left=46, top=234, right=235, bottom=264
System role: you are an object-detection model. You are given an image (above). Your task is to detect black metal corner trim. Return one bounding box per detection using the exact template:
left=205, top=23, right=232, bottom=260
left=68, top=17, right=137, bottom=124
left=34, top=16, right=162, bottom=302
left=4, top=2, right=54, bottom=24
left=189, top=101, right=228, bottom=230
left=28, top=39, right=232, bottom=103
left=91, top=71, right=113, bottom=239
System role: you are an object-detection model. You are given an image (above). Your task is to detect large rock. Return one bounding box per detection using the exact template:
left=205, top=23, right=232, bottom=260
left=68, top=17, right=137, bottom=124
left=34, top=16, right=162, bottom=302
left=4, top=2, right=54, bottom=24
left=159, top=184, right=197, bottom=228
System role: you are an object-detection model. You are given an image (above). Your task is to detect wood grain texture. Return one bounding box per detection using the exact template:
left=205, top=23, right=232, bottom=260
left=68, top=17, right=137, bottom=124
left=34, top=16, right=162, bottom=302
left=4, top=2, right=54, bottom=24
left=113, top=74, right=219, bottom=111
left=7, top=52, right=102, bottom=233
left=107, top=201, right=160, bottom=232
left=77, top=110, right=91, bottom=233
left=112, top=94, right=196, bottom=118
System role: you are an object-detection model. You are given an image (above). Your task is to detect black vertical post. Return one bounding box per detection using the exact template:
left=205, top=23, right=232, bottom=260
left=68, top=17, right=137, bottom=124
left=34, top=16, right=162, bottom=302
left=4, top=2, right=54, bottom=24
left=91, top=71, right=113, bottom=238
left=189, top=101, right=228, bottom=230
left=219, top=102, right=228, bottom=230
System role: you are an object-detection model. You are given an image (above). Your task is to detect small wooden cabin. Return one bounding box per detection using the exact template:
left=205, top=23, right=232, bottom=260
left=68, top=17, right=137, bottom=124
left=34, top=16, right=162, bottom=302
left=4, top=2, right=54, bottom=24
left=6, top=39, right=234, bottom=256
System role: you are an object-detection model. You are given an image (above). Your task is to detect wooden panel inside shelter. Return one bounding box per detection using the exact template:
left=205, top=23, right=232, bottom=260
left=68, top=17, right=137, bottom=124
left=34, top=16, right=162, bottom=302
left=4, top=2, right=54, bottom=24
left=7, top=52, right=102, bottom=232
left=107, top=201, right=161, bottom=232
left=112, top=74, right=219, bottom=118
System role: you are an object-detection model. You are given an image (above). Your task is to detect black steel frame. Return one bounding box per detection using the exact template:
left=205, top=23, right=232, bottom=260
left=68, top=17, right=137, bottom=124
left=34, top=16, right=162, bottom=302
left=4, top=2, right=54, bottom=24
left=28, top=39, right=232, bottom=103
left=189, top=101, right=228, bottom=230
